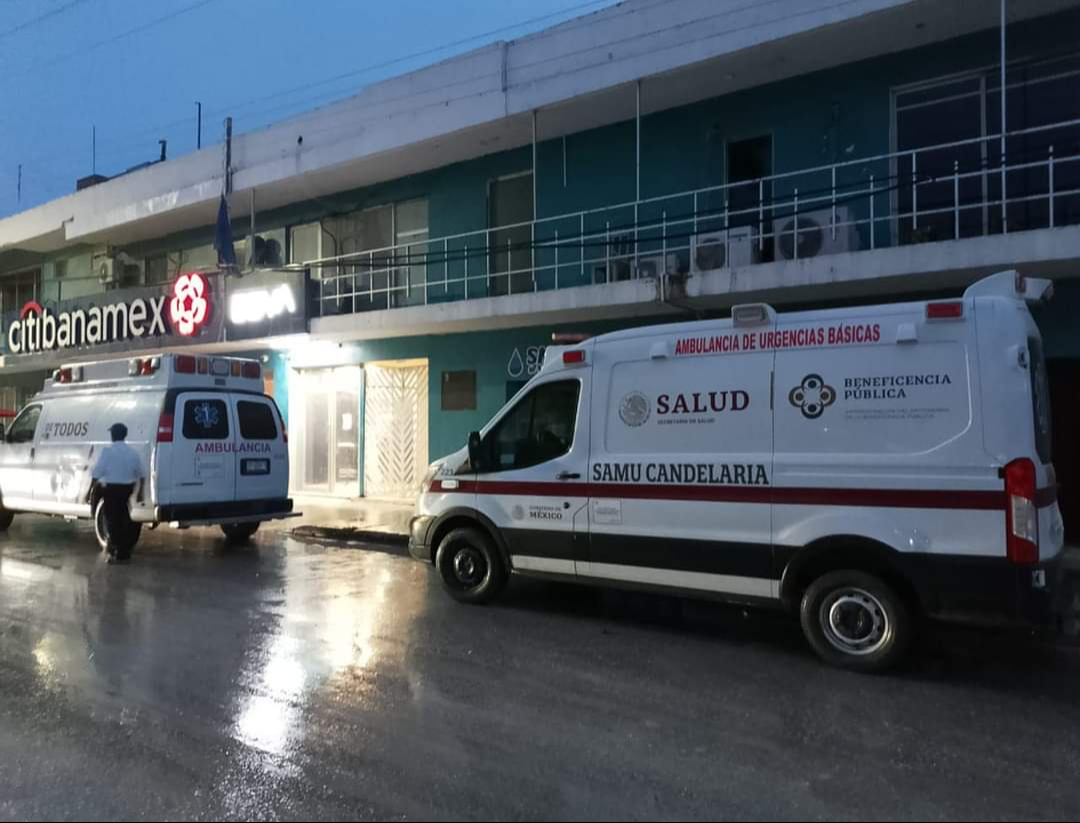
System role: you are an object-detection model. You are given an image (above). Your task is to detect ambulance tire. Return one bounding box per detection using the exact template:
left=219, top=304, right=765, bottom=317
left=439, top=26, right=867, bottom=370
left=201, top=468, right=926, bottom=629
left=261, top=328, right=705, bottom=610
left=799, top=570, right=912, bottom=673
left=221, top=523, right=260, bottom=544
left=436, top=526, right=507, bottom=605
left=0, top=508, right=13, bottom=530
left=93, top=498, right=142, bottom=555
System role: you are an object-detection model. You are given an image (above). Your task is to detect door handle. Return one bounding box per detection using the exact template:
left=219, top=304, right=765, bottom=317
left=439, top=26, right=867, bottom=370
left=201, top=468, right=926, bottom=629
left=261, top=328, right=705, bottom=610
left=556, top=471, right=581, bottom=480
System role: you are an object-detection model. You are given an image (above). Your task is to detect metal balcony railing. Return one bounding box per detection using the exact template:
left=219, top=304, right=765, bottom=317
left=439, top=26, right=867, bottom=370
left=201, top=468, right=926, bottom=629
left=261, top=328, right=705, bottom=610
left=303, top=117, right=1080, bottom=317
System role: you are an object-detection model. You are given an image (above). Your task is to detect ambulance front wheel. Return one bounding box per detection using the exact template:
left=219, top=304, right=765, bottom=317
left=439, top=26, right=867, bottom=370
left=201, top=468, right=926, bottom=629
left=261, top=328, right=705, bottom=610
left=436, top=526, right=507, bottom=604
left=799, top=570, right=913, bottom=673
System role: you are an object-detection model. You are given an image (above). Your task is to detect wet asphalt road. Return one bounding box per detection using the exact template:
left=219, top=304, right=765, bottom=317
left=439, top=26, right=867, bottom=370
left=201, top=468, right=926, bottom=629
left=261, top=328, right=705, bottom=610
left=0, top=519, right=1079, bottom=822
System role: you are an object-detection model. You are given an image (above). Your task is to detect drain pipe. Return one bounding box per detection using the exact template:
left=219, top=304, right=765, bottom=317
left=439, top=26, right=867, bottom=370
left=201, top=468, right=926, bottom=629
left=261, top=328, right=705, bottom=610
left=656, top=272, right=703, bottom=318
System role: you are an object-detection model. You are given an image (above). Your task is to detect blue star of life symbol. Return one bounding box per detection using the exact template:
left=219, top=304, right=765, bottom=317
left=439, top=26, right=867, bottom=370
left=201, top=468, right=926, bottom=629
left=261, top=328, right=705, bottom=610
left=194, top=402, right=220, bottom=429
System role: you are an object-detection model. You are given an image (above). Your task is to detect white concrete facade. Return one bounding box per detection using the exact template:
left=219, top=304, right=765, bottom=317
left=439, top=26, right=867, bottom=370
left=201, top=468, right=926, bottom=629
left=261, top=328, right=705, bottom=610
left=1, top=0, right=1074, bottom=254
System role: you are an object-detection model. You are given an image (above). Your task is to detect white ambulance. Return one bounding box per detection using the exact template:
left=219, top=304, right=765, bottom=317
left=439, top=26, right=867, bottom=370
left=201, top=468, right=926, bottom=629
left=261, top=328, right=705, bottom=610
left=0, top=353, right=294, bottom=551
left=411, top=270, right=1065, bottom=671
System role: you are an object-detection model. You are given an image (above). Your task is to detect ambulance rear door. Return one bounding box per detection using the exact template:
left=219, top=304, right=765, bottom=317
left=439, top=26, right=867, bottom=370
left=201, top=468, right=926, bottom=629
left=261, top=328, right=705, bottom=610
left=165, top=392, right=238, bottom=505
left=231, top=394, right=288, bottom=502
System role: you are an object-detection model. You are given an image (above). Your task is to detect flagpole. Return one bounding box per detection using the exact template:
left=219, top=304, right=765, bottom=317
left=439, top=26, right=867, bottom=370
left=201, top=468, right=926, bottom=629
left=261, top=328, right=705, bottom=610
left=249, top=188, right=256, bottom=272
left=224, top=117, right=233, bottom=196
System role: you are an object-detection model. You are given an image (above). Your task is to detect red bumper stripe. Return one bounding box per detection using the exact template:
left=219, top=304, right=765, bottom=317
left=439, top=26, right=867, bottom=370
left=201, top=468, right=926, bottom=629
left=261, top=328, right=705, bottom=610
left=429, top=479, right=1045, bottom=511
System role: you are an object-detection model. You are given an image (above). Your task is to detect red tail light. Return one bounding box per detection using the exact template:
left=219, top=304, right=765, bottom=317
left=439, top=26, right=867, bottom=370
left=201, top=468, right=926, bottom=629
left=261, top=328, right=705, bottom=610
left=1004, top=457, right=1038, bottom=565
left=175, top=355, right=196, bottom=374
left=157, top=413, right=174, bottom=443
left=241, top=362, right=261, bottom=379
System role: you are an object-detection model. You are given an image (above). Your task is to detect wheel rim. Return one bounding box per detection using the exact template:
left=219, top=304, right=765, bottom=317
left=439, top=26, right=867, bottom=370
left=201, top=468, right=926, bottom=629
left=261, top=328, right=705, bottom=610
left=95, top=503, right=109, bottom=547
left=452, top=546, right=487, bottom=588
left=819, top=587, right=890, bottom=656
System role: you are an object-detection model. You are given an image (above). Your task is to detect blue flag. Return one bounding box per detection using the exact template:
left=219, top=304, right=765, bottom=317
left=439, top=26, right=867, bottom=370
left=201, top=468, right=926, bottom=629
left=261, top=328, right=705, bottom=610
left=214, top=194, right=237, bottom=267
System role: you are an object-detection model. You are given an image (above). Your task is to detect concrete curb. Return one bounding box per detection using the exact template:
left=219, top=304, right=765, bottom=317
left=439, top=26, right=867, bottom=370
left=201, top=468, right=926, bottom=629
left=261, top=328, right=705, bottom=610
left=290, top=525, right=408, bottom=547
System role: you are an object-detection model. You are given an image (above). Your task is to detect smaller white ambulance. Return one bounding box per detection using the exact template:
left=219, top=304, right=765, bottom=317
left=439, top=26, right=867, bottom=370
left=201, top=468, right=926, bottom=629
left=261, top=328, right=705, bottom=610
left=0, top=353, right=294, bottom=551
left=411, top=271, right=1066, bottom=671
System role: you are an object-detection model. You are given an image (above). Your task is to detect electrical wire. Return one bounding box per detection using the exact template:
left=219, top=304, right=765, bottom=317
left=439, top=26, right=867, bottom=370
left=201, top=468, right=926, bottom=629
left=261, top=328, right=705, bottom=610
left=3, top=0, right=619, bottom=169
left=3, top=0, right=222, bottom=79
left=0, top=0, right=98, bottom=41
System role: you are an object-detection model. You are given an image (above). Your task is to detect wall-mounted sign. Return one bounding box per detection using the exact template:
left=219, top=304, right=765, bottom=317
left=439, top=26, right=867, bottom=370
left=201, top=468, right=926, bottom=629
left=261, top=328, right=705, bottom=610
left=224, top=270, right=310, bottom=341
left=4, top=273, right=221, bottom=357
left=507, top=345, right=547, bottom=379
left=169, top=272, right=212, bottom=337
left=229, top=283, right=296, bottom=325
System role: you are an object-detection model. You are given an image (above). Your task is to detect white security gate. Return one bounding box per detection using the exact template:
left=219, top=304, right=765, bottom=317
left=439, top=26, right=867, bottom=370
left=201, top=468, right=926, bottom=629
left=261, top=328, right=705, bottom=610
left=363, top=361, right=428, bottom=500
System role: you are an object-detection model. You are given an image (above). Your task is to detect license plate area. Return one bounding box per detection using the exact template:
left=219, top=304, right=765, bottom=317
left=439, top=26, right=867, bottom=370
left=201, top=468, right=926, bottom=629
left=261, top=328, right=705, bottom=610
left=241, top=458, right=271, bottom=476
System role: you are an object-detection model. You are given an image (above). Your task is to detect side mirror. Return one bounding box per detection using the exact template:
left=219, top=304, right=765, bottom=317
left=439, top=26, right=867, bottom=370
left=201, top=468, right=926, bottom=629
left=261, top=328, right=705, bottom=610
left=467, top=431, right=483, bottom=472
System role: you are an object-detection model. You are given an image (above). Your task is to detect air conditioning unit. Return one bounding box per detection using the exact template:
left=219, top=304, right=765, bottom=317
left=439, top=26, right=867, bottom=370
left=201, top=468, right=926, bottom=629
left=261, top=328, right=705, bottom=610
left=93, top=253, right=118, bottom=285
left=634, top=253, right=680, bottom=279
left=774, top=207, right=861, bottom=261
left=690, top=226, right=756, bottom=274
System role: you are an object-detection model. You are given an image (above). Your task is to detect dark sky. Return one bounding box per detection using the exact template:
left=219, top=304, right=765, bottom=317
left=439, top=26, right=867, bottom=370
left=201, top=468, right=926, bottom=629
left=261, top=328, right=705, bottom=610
left=0, top=0, right=615, bottom=219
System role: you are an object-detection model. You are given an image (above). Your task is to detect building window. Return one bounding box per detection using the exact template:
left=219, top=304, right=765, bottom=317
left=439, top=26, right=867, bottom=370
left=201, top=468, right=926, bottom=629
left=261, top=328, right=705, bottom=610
left=321, top=199, right=428, bottom=315
left=488, top=173, right=534, bottom=296
left=441, top=370, right=477, bottom=411
left=393, top=199, right=429, bottom=308
left=894, top=52, right=1080, bottom=241
left=145, top=254, right=170, bottom=284
left=235, top=228, right=286, bottom=269
left=0, top=269, right=39, bottom=315
left=289, top=222, right=322, bottom=268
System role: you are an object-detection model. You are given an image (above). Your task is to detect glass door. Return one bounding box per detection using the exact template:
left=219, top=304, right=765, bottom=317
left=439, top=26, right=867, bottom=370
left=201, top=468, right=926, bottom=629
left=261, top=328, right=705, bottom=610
left=333, top=382, right=361, bottom=495
left=295, top=366, right=362, bottom=497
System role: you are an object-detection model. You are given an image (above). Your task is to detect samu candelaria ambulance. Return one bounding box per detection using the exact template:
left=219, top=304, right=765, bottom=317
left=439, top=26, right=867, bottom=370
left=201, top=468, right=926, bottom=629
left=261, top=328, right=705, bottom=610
left=410, top=270, right=1065, bottom=671
left=0, top=353, right=295, bottom=551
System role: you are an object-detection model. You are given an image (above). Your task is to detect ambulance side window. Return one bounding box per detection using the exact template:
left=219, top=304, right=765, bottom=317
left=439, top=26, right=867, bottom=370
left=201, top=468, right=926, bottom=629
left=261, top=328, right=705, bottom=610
left=486, top=380, right=580, bottom=472
left=6, top=405, right=41, bottom=444
left=182, top=399, right=229, bottom=440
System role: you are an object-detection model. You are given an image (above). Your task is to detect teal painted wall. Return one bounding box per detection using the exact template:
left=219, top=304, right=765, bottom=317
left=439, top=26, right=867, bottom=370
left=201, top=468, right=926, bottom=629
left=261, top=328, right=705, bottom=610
left=1034, top=283, right=1080, bottom=360
left=287, top=316, right=665, bottom=466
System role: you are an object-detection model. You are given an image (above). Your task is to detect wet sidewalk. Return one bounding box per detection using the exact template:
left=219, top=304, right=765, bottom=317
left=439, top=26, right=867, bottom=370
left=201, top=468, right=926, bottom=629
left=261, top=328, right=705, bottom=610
left=263, top=494, right=412, bottom=542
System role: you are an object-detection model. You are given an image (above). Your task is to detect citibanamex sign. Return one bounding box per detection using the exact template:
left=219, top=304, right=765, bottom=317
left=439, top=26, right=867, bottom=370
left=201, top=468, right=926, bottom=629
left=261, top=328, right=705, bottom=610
left=7, top=273, right=212, bottom=355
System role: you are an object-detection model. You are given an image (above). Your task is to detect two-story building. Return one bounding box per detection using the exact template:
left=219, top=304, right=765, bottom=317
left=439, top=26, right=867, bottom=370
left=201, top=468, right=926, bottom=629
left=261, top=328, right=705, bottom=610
left=1, top=0, right=1079, bottom=525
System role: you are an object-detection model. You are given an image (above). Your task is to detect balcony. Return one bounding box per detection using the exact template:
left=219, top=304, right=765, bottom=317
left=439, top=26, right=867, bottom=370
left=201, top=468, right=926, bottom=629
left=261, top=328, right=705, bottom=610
left=308, top=117, right=1080, bottom=325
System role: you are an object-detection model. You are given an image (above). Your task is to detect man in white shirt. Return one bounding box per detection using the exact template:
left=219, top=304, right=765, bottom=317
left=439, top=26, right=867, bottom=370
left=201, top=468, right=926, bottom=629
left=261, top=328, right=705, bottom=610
left=90, top=422, right=146, bottom=564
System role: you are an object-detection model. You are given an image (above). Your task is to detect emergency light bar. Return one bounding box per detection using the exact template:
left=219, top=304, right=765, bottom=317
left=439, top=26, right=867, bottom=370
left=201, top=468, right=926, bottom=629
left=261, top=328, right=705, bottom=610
left=128, top=356, right=161, bottom=376
left=52, top=366, right=84, bottom=384
left=731, top=303, right=776, bottom=327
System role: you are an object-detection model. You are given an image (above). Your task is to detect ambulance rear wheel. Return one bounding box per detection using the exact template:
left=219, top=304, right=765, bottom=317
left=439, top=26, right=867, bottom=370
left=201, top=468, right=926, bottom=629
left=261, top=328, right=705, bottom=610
left=94, top=499, right=142, bottom=554
left=221, top=523, right=260, bottom=544
left=0, top=507, right=13, bottom=531
left=800, top=570, right=912, bottom=673
left=436, top=526, right=507, bottom=604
